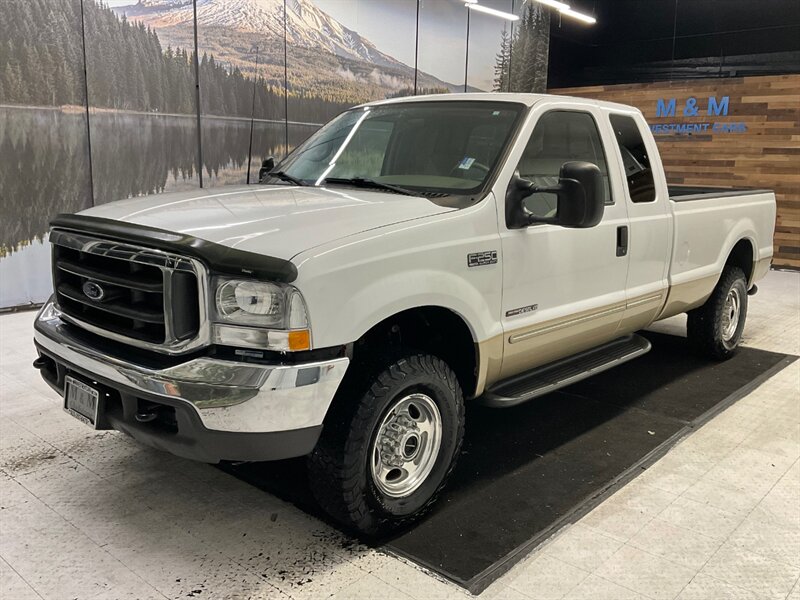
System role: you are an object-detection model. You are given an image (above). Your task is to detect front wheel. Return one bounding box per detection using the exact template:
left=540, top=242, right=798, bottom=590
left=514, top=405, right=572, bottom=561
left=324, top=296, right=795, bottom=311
left=687, top=265, right=748, bottom=360
left=308, top=354, right=465, bottom=536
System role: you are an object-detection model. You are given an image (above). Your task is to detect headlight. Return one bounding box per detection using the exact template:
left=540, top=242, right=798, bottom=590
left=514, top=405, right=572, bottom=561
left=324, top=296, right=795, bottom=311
left=212, top=278, right=311, bottom=351
left=215, top=280, right=301, bottom=327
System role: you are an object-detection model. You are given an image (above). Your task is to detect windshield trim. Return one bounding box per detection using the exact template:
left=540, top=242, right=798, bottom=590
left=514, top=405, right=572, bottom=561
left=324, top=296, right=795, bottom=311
left=274, top=99, right=531, bottom=208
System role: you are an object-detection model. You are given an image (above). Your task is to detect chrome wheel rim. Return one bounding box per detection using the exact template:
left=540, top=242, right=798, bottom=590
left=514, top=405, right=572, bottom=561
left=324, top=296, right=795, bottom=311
left=721, top=287, right=741, bottom=342
left=370, top=393, right=442, bottom=498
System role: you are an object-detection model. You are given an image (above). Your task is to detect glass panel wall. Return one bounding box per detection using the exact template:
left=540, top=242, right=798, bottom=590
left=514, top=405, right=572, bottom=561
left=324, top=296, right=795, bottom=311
left=0, top=0, right=92, bottom=307
left=417, top=0, right=468, bottom=94
left=85, top=0, right=199, bottom=203
left=196, top=0, right=287, bottom=186
left=465, top=0, right=514, bottom=92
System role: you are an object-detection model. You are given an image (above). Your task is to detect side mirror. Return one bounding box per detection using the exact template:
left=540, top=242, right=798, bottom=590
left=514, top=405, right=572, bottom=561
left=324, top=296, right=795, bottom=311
left=258, top=156, right=276, bottom=183
left=506, top=161, right=605, bottom=229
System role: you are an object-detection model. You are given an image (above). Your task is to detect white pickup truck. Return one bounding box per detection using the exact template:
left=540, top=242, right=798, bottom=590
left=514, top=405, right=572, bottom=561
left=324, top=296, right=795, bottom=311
left=34, top=93, right=775, bottom=535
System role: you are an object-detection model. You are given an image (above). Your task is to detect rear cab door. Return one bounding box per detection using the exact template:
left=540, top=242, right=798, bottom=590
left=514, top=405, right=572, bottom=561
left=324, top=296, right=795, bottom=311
left=603, top=108, right=673, bottom=331
left=494, top=98, right=632, bottom=380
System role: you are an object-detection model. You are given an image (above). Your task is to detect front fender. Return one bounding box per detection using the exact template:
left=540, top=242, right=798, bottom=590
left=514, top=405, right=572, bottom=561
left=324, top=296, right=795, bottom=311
left=291, top=198, right=504, bottom=351
left=328, top=269, right=495, bottom=346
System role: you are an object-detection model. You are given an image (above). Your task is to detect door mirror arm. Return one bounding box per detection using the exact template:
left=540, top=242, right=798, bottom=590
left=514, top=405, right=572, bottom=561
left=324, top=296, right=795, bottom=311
left=505, top=162, right=605, bottom=230
left=505, top=174, right=561, bottom=229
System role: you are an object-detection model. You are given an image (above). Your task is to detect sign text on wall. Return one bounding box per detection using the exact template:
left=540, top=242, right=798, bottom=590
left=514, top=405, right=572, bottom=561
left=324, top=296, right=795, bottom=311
left=649, top=95, right=748, bottom=135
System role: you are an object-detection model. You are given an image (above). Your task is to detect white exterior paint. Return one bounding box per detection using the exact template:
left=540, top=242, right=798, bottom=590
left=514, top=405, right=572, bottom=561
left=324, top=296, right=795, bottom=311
left=81, top=184, right=456, bottom=261
left=494, top=97, right=631, bottom=375
left=668, top=192, right=776, bottom=288
left=61, top=93, right=776, bottom=396
left=292, top=195, right=504, bottom=349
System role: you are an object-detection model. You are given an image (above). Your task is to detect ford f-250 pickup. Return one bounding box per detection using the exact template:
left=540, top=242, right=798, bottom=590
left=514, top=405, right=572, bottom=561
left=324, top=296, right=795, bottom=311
left=33, top=93, right=776, bottom=535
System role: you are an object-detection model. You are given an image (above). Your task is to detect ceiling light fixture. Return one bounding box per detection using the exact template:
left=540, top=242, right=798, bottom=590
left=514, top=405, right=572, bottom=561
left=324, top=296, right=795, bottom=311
left=465, top=3, right=520, bottom=21
left=532, top=0, right=596, bottom=25
left=560, top=7, right=597, bottom=24
left=534, top=0, right=570, bottom=10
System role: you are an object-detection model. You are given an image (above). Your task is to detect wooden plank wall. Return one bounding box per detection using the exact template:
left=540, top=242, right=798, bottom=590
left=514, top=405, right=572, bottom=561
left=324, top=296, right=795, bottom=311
left=550, top=75, right=800, bottom=270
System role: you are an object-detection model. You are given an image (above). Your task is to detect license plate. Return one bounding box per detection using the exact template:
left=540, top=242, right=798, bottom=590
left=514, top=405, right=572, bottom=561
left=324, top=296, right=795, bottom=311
left=64, top=376, right=100, bottom=428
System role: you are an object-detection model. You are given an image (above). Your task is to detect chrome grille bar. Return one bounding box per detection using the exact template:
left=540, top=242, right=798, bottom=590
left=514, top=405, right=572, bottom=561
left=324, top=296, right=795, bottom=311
left=49, top=228, right=210, bottom=355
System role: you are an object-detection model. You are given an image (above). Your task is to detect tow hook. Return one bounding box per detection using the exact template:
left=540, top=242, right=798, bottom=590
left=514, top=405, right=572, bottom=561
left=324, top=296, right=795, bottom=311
left=748, top=285, right=758, bottom=296
left=32, top=357, right=49, bottom=370
left=135, top=408, right=161, bottom=423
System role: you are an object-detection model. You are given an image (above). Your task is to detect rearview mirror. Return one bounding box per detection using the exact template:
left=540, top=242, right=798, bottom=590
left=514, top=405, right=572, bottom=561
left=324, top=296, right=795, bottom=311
left=506, top=161, right=605, bottom=229
left=258, top=156, right=276, bottom=183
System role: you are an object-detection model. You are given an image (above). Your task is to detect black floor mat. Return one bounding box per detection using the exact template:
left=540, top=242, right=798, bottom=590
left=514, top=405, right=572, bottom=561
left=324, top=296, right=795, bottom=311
left=221, top=332, right=795, bottom=594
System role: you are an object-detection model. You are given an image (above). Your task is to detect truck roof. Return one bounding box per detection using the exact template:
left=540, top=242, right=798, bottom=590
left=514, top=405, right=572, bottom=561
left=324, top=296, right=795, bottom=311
left=362, top=92, right=641, bottom=115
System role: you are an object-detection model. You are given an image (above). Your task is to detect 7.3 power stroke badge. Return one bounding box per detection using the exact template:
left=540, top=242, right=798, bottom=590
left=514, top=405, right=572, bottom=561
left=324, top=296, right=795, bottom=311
left=506, top=304, right=538, bottom=317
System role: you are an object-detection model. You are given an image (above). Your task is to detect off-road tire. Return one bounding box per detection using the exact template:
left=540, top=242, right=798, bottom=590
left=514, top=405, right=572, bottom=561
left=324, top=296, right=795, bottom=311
left=687, top=265, right=748, bottom=360
left=307, top=354, right=465, bottom=536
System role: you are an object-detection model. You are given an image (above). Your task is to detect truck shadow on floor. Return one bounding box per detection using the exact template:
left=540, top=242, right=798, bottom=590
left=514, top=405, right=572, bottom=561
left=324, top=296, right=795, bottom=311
left=221, top=331, right=793, bottom=590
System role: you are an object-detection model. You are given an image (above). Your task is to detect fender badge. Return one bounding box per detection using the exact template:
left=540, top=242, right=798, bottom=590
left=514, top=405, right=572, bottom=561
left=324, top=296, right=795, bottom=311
left=506, top=304, right=538, bottom=317
left=467, top=251, right=498, bottom=267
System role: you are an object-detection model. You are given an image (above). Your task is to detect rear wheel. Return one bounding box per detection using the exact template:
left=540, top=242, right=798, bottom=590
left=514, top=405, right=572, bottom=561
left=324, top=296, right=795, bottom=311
left=687, top=266, right=748, bottom=359
left=308, top=354, right=464, bottom=536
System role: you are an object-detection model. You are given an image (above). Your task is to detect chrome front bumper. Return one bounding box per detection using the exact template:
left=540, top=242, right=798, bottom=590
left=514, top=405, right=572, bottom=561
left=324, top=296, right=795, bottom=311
left=34, top=301, right=349, bottom=434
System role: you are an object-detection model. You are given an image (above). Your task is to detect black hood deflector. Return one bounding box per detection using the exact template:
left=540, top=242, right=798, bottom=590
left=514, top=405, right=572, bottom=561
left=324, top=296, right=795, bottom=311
left=50, top=214, right=298, bottom=283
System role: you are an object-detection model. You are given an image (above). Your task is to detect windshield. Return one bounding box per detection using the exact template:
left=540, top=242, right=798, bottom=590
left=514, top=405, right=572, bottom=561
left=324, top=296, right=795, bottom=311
left=274, top=101, right=525, bottom=196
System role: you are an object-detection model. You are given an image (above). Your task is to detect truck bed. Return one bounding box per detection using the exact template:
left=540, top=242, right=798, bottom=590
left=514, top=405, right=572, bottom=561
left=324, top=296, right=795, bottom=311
left=669, top=185, right=772, bottom=202
left=661, top=186, right=776, bottom=320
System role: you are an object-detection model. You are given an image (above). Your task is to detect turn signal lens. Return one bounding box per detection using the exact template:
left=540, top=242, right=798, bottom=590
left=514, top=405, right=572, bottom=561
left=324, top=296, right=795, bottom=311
left=212, top=325, right=313, bottom=352
left=288, top=329, right=311, bottom=351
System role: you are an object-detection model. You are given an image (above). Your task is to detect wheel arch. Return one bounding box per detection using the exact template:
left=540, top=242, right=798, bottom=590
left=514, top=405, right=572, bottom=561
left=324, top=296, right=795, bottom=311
left=725, top=237, right=756, bottom=287
left=348, top=305, right=482, bottom=400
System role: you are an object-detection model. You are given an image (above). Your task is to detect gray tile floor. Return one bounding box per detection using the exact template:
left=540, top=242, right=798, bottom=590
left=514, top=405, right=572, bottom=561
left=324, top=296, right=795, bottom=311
left=1, top=270, right=798, bottom=600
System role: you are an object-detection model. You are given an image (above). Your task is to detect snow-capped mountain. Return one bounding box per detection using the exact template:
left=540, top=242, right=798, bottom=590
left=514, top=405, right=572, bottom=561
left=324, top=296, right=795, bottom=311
left=137, top=0, right=193, bottom=7
left=116, top=0, right=403, bottom=68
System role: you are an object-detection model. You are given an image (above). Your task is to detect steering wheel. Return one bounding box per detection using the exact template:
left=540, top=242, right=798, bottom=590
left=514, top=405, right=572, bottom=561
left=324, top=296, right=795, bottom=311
left=449, top=160, right=491, bottom=178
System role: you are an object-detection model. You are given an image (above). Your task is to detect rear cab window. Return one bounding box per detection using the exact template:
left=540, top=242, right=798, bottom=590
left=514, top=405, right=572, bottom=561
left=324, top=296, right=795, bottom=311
left=609, top=114, right=656, bottom=203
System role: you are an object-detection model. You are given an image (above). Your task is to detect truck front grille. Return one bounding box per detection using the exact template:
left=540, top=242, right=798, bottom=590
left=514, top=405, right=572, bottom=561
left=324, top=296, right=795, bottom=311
left=50, top=229, right=207, bottom=354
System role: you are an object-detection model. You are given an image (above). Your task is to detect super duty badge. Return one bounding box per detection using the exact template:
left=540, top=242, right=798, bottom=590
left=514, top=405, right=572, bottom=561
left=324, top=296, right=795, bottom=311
left=468, top=251, right=498, bottom=267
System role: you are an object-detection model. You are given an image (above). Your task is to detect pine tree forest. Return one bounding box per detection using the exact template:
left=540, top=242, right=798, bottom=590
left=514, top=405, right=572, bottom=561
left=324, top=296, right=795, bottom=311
left=0, top=0, right=351, bottom=123
left=493, top=3, right=550, bottom=94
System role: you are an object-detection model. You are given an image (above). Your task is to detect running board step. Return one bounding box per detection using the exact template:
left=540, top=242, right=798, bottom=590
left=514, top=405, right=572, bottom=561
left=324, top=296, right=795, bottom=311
left=483, top=334, right=652, bottom=407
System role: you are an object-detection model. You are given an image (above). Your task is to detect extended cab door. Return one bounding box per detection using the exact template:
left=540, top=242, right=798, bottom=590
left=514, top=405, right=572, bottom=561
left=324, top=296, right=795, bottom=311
left=605, top=111, right=672, bottom=331
left=496, top=103, right=631, bottom=380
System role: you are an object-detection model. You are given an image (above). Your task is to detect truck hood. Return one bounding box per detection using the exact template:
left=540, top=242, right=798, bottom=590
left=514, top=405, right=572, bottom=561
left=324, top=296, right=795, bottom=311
left=79, top=185, right=456, bottom=260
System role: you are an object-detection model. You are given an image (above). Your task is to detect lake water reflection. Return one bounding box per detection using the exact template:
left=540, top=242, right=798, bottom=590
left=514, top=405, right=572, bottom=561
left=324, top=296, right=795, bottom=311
left=0, top=106, right=319, bottom=306
left=1, top=107, right=318, bottom=252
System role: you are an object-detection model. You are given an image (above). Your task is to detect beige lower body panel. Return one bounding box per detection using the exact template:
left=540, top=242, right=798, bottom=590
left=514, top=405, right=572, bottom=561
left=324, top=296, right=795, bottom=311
left=752, top=256, right=772, bottom=285
left=500, top=319, right=621, bottom=382
left=475, top=336, right=504, bottom=398
left=656, top=274, right=719, bottom=321
left=619, top=292, right=666, bottom=334
left=493, top=291, right=663, bottom=384
left=656, top=256, right=770, bottom=322
left=477, top=258, right=772, bottom=395
left=471, top=258, right=772, bottom=398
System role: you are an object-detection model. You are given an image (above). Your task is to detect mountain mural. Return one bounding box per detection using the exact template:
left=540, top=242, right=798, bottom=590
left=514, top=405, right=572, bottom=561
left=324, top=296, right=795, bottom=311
left=0, top=0, right=490, bottom=308
left=120, top=0, right=403, bottom=67
left=113, top=0, right=473, bottom=102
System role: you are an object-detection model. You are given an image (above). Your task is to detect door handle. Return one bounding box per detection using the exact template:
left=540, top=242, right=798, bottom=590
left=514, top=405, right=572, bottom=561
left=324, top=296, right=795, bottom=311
left=616, top=226, right=629, bottom=257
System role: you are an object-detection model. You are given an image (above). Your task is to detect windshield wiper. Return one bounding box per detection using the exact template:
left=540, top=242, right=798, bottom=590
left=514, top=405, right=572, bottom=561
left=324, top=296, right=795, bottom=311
left=269, top=171, right=307, bottom=186
left=323, top=177, right=418, bottom=197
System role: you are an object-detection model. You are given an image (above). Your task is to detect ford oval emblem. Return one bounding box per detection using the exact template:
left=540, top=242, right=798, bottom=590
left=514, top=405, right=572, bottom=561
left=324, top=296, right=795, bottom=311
left=82, top=281, right=105, bottom=301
